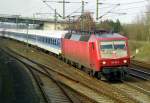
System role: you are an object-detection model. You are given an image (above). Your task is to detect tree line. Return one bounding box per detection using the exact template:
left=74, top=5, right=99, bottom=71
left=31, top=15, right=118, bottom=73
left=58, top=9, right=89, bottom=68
left=67, top=12, right=123, bottom=34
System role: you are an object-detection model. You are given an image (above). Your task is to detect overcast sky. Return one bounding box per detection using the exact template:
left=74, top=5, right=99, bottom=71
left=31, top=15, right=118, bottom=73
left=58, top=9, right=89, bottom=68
left=0, top=0, right=149, bottom=23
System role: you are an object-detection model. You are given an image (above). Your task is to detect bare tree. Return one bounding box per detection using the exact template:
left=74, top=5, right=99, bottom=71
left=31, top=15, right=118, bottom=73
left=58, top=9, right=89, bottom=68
left=74, top=12, right=96, bottom=31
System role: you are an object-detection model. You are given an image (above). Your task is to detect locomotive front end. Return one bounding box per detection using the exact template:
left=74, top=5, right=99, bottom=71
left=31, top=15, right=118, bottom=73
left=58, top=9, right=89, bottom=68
left=98, top=36, right=130, bottom=80
left=100, top=40, right=129, bottom=66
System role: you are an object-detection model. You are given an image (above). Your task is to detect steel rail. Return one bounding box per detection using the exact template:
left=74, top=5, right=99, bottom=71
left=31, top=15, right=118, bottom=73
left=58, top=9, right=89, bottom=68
left=0, top=47, right=141, bottom=103
left=1, top=48, right=77, bottom=103
left=129, top=67, right=150, bottom=80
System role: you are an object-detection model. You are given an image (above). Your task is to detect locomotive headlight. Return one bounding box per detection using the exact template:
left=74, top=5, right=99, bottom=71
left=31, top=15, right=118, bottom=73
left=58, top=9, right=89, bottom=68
left=102, top=61, right=106, bottom=65
left=123, top=60, right=127, bottom=63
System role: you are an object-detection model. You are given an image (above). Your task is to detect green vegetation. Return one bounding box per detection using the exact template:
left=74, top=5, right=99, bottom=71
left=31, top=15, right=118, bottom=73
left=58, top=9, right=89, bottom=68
left=70, top=12, right=123, bottom=32
left=96, top=19, right=123, bottom=33
left=129, top=40, right=150, bottom=62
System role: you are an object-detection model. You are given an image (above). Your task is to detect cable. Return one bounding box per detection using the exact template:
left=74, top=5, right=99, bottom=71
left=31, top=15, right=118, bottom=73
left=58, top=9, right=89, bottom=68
left=99, top=0, right=148, bottom=6
left=66, top=1, right=88, bottom=17
left=99, top=4, right=120, bottom=19
left=98, top=1, right=146, bottom=11
left=43, top=0, right=88, bottom=4
left=66, top=6, right=82, bottom=17
left=116, top=6, right=146, bottom=11
left=41, top=0, right=62, bottom=17
left=120, top=0, right=148, bottom=5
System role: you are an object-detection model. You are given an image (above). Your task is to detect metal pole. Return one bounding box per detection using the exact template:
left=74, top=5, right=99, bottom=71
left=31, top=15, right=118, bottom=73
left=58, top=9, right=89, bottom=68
left=96, top=0, right=99, bottom=20
left=68, top=16, right=71, bottom=31
left=54, top=9, right=57, bottom=30
left=33, top=14, right=35, bottom=29
left=81, top=0, right=84, bottom=33
left=26, top=22, right=29, bottom=53
left=63, top=0, right=65, bottom=19
left=16, top=17, right=18, bottom=29
left=0, top=18, right=2, bottom=28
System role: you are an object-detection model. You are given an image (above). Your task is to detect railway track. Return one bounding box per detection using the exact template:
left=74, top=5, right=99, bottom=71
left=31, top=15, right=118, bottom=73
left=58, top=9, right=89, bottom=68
left=131, top=60, right=150, bottom=70
left=111, top=81, right=150, bottom=103
left=2, top=37, right=150, bottom=103
left=0, top=48, right=84, bottom=103
left=129, top=67, right=150, bottom=80
left=111, top=76, right=150, bottom=103
left=0, top=47, right=139, bottom=103
left=24, top=63, right=93, bottom=103
left=27, top=67, right=51, bottom=103
left=0, top=47, right=113, bottom=103
left=29, top=68, right=76, bottom=103
left=124, top=80, right=150, bottom=96
left=129, top=60, right=150, bottom=80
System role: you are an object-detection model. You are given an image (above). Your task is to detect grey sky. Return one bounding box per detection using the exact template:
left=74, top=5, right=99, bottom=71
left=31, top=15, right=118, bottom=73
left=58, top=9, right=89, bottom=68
left=0, top=0, right=149, bottom=23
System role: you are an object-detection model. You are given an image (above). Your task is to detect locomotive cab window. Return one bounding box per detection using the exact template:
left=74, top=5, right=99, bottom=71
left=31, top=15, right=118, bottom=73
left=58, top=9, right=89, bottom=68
left=100, top=41, right=113, bottom=50
left=114, top=41, right=126, bottom=50
left=100, top=40, right=127, bottom=58
left=100, top=41, right=126, bottom=50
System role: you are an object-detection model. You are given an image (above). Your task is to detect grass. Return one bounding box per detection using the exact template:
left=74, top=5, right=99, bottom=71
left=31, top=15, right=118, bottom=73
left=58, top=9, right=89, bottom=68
left=129, top=40, right=150, bottom=62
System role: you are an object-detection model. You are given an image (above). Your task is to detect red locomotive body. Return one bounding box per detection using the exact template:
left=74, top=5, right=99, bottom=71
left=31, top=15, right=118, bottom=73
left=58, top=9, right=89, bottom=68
left=62, top=31, right=130, bottom=80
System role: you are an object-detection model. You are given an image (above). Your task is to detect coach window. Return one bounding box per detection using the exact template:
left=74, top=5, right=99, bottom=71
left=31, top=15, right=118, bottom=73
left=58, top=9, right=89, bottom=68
left=54, top=39, right=55, bottom=45
left=53, top=39, right=55, bottom=45
left=47, top=38, right=49, bottom=44
left=54, top=39, right=56, bottom=45
left=45, top=38, right=47, bottom=43
left=53, top=39, right=54, bottom=45
left=47, top=38, right=48, bottom=44
left=43, top=37, right=45, bottom=43
left=41, top=37, right=43, bottom=42
left=50, top=38, right=51, bottom=44
left=50, top=38, right=52, bottom=44
left=41, top=37, right=42, bottom=42
left=40, top=37, right=42, bottom=42
left=52, top=38, right=54, bottom=44
left=37, top=37, right=39, bottom=42
left=56, top=39, right=58, bottom=45
left=43, top=37, right=46, bottom=43
left=57, top=39, right=60, bottom=46
left=49, top=38, right=51, bottom=44
left=39, top=37, right=41, bottom=42
left=44, top=37, right=46, bottom=43
left=48, top=38, right=50, bottom=44
left=47, top=38, right=49, bottom=43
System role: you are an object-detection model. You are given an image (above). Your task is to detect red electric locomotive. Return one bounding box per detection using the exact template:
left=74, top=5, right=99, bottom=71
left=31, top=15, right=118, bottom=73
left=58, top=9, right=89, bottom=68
left=61, top=30, right=130, bottom=80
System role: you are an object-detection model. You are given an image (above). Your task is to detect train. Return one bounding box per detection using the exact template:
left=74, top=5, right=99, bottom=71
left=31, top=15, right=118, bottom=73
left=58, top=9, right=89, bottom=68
left=0, top=28, right=130, bottom=81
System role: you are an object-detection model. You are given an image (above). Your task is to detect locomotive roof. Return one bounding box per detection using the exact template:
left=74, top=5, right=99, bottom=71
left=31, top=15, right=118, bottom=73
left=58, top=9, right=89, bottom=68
left=95, top=33, right=126, bottom=38
left=64, top=32, right=127, bottom=42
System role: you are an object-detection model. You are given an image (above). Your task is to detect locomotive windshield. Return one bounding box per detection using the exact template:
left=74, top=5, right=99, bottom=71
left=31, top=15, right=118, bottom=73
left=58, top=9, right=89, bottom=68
left=101, top=42, right=113, bottom=50
left=114, top=41, right=126, bottom=49
left=100, top=40, right=127, bottom=58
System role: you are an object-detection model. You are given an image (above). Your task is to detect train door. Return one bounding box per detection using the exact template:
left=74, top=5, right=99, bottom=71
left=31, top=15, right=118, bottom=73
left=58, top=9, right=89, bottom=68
left=89, top=42, right=97, bottom=70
